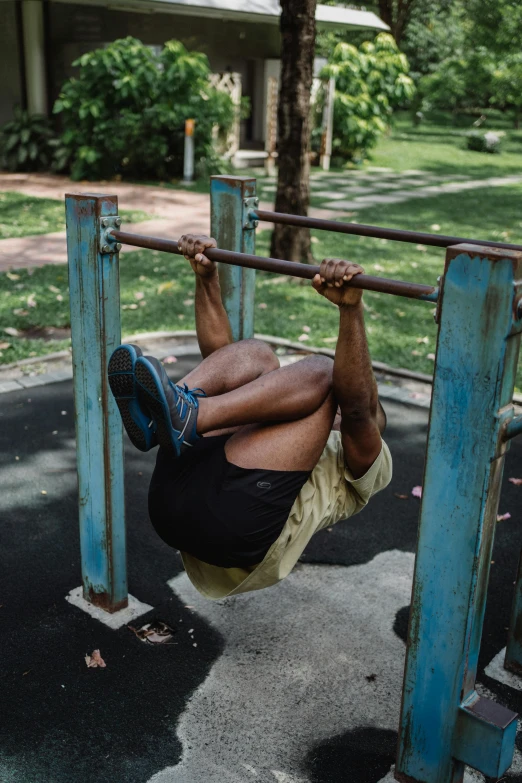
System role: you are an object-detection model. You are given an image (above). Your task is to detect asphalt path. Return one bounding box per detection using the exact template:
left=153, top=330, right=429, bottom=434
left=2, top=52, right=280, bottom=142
left=1, top=363, right=522, bottom=783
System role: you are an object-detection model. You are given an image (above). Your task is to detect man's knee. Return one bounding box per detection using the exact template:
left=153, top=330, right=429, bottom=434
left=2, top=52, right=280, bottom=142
left=239, top=338, right=280, bottom=373
left=301, top=355, right=334, bottom=388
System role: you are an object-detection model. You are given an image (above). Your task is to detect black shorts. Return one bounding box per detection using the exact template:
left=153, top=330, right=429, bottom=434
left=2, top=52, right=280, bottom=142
left=148, top=434, right=311, bottom=568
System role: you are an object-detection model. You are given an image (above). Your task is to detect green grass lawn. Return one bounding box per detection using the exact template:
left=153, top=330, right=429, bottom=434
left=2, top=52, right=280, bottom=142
left=373, top=111, right=522, bottom=180
left=1, top=183, right=521, bottom=389
left=0, top=191, right=151, bottom=239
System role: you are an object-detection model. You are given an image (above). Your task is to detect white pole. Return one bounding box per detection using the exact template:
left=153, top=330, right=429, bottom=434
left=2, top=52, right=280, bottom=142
left=320, top=77, right=335, bottom=172
left=183, top=118, right=195, bottom=183
left=22, top=0, right=48, bottom=116
left=265, top=76, right=278, bottom=176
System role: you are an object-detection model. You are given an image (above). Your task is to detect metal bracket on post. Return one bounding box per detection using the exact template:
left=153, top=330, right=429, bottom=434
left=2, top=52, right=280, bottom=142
left=66, top=193, right=128, bottom=614
left=210, top=175, right=257, bottom=342
left=396, top=243, right=522, bottom=783
left=243, top=196, right=259, bottom=229
left=99, top=215, right=123, bottom=254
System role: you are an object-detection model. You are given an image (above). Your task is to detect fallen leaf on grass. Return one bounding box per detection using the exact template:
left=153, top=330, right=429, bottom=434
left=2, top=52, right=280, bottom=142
left=412, top=486, right=423, bottom=498
left=416, top=244, right=427, bottom=252
left=298, top=334, right=309, bottom=341
left=509, top=478, right=522, bottom=486
left=431, top=224, right=441, bottom=231
left=0, top=342, right=11, bottom=350
left=183, top=298, right=194, bottom=306
left=258, top=302, right=268, bottom=309
left=26, top=294, right=37, bottom=308
left=163, top=355, right=177, bottom=364
left=411, top=350, right=422, bottom=357
left=373, top=264, right=384, bottom=272
left=394, top=493, right=408, bottom=500
left=289, top=315, right=296, bottom=320
left=56, top=294, right=63, bottom=302
left=302, top=325, right=311, bottom=333
left=6, top=272, right=20, bottom=281
left=416, top=336, right=429, bottom=344
left=122, top=304, right=138, bottom=310
left=4, top=327, right=20, bottom=337
left=157, top=281, right=174, bottom=295
left=49, top=285, right=60, bottom=294
left=322, top=337, right=337, bottom=343
left=497, top=512, right=512, bottom=522
left=13, top=309, right=29, bottom=316
left=134, top=291, right=145, bottom=301
left=427, top=353, right=436, bottom=361
left=85, top=649, right=106, bottom=668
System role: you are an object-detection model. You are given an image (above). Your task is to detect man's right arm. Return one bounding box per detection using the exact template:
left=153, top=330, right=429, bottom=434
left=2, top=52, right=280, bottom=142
left=178, top=234, right=232, bottom=359
left=312, top=258, right=383, bottom=479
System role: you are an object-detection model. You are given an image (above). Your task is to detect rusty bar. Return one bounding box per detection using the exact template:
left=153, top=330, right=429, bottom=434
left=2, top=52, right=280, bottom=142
left=254, top=209, right=522, bottom=253
left=109, top=230, right=438, bottom=302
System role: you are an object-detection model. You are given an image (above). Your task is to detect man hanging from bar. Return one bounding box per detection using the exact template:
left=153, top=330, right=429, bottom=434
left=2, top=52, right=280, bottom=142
left=108, top=235, right=392, bottom=599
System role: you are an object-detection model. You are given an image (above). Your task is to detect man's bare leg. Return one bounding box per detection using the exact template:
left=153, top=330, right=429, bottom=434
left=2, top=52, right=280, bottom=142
left=195, top=355, right=334, bottom=435
left=178, top=338, right=280, bottom=397
left=225, top=392, right=337, bottom=471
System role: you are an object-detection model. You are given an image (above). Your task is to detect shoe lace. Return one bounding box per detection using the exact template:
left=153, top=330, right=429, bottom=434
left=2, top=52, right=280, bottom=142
left=174, top=383, right=207, bottom=420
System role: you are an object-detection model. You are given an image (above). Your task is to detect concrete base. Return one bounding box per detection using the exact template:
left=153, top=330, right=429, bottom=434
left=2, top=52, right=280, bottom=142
left=66, top=586, right=153, bottom=629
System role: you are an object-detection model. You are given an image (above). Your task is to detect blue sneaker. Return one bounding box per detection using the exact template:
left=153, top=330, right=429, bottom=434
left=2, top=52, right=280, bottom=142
left=108, top=344, right=157, bottom=452
left=135, top=355, right=206, bottom=457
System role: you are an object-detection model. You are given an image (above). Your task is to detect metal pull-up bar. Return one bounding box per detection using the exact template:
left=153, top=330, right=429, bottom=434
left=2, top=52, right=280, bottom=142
left=109, top=229, right=439, bottom=302
left=253, top=209, right=522, bottom=253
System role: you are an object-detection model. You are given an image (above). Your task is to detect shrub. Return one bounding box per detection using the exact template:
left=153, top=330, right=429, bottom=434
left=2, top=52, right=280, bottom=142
left=417, top=49, right=496, bottom=114
left=54, top=37, right=235, bottom=181
left=0, top=108, right=56, bottom=172
left=318, top=33, right=415, bottom=162
left=466, top=130, right=503, bottom=153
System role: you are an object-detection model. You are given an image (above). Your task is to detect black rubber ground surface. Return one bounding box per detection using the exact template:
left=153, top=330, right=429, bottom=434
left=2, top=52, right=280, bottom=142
left=1, top=358, right=521, bottom=783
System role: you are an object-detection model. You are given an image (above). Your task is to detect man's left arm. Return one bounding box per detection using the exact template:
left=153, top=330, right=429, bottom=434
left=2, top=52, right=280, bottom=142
left=312, top=258, right=383, bottom=479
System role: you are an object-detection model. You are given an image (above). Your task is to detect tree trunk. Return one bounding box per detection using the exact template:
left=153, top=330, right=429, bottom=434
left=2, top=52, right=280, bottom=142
left=377, top=0, right=416, bottom=46
left=270, top=0, right=317, bottom=262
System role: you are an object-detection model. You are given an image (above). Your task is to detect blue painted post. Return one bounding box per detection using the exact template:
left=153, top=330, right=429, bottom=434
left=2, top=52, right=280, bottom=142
left=396, top=244, right=522, bottom=783
left=210, top=175, right=257, bottom=341
left=65, top=193, right=128, bottom=612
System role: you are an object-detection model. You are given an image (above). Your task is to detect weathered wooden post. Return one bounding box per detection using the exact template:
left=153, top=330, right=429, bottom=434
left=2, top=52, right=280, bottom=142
left=65, top=193, right=128, bottom=613
left=396, top=244, right=522, bottom=782
left=210, top=175, right=257, bottom=341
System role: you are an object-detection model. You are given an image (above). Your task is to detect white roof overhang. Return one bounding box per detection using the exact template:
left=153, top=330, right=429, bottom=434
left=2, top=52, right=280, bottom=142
left=52, top=0, right=389, bottom=31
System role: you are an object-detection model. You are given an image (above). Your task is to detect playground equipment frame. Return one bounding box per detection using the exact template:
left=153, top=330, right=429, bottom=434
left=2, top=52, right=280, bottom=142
left=65, top=175, right=522, bottom=783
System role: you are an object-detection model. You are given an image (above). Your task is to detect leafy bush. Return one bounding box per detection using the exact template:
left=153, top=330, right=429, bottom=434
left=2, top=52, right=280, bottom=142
left=0, top=108, right=56, bottom=172
left=417, top=49, right=496, bottom=114
left=492, top=54, right=522, bottom=128
left=318, top=33, right=415, bottom=162
left=54, top=37, right=235, bottom=181
left=466, top=130, right=503, bottom=153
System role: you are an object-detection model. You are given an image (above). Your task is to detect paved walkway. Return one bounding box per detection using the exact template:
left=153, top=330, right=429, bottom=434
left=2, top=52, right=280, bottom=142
left=1, top=169, right=522, bottom=270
